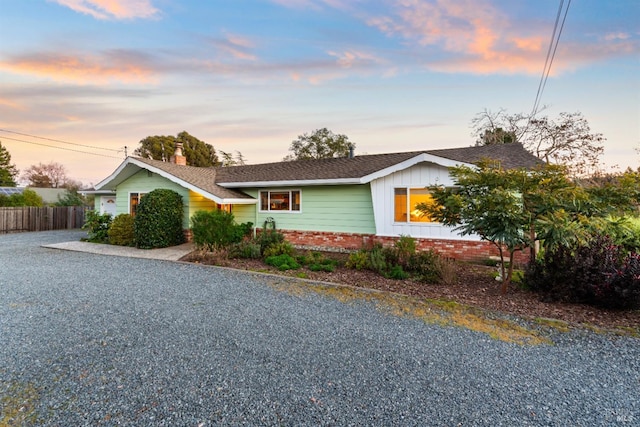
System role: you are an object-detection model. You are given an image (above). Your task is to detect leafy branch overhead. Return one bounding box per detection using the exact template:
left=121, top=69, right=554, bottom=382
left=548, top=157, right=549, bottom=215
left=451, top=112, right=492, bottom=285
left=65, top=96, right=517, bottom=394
left=134, top=131, right=220, bottom=167
left=284, top=128, right=355, bottom=161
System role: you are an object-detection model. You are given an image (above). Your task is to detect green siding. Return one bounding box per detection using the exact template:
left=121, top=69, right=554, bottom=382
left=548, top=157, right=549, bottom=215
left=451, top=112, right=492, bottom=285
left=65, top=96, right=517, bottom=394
left=233, top=204, right=257, bottom=226
left=116, top=170, right=192, bottom=228
left=114, top=170, right=373, bottom=233
left=235, top=185, right=375, bottom=233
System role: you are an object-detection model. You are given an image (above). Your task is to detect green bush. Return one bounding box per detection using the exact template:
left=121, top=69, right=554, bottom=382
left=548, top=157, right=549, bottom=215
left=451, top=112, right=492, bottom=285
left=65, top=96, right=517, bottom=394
left=83, top=210, right=112, bottom=243
left=108, top=214, right=135, bottom=246
left=345, top=241, right=453, bottom=283
left=0, top=189, right=44, bottom=207
left=229, top=241, right=262, bottom=259
left=346, top=250, right=369, bottom=270
left=190, top=209, right=252, bottom=251
left=300, top=252, right=337, bottom=272
left=394, top=235, right=416, bottom=267
left=265, top=253, right=300, bottom=271
left=387, top=264, right=409, bottom=280
left=134, top=189, right=185, bottom=249
left=407, top=250, right=442, bottom=283
left=263, top=241, right=294, bottom=258
left=368, top=244, right=389, bottom=276
left=258, top=229, right=285, bottom=255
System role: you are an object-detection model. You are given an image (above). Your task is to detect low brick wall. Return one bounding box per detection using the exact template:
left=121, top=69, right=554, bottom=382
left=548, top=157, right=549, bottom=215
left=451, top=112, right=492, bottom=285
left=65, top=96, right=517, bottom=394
left=278, top=229, right=529, bottom=264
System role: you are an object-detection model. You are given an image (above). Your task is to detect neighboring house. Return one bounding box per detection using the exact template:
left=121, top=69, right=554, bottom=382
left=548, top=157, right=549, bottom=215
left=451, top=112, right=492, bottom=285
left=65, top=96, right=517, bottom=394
left=93, top=143, right=541, bottom=261
left=0, top=186, right=68, bottom=204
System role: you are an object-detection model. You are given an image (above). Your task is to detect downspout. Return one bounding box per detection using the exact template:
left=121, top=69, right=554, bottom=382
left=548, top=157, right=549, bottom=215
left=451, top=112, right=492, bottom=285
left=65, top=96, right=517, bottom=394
left=254, top=198, right=258, bottom=238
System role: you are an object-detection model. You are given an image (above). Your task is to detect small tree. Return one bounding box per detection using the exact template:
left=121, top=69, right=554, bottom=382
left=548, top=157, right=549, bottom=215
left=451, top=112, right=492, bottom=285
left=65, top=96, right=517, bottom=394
left=0, top=141, right=18, bottom=186
left=420, top=161, right=530, bottom=291
left=55, top=188, right=87, bottom=206
left=283, top=128, right=354, bottom=161
left=134, top=189, right=184, bottom=249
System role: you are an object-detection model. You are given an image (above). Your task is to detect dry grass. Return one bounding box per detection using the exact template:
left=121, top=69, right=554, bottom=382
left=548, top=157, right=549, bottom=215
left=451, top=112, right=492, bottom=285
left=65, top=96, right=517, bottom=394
left=0, top=381, right=40, bottom=427
left=267, top=279, right=551, bottom=346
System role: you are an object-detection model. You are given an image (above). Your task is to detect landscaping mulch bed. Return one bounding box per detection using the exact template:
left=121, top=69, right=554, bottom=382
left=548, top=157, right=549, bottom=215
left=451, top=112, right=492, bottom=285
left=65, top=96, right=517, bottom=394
left=181, top=250, right=640, bottom=332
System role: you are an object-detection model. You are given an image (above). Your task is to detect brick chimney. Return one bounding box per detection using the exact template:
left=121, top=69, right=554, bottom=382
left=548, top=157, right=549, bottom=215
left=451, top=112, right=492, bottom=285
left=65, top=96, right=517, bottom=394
left=170, top=142, right=187, bottom=165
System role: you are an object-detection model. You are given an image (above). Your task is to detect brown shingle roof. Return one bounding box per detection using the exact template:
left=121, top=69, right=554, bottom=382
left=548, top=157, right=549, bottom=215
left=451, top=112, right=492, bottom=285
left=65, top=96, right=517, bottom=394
left=216, top=143, right=542, bottom=184
left=133, top=157, right=252, bottom=200
left=120, top=144, right=541, bottom=199
left=426, top=143, right=544, bottom=170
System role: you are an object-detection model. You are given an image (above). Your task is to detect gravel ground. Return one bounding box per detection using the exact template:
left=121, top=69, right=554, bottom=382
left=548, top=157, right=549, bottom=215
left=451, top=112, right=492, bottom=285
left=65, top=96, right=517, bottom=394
left=1, top=230, right=639, bottom=426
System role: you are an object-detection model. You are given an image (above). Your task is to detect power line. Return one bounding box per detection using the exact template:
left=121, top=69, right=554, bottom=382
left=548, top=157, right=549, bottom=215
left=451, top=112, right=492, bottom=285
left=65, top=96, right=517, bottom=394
left=1, top=136, right=123, bottom=159
left=531, top=0, right=571, bottom=117
left=0, top=129, right=121, bottom=153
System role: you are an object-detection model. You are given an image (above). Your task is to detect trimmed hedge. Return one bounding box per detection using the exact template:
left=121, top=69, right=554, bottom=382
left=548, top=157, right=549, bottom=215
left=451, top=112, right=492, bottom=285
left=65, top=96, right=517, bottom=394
left=134, top=189, right=185, bottom=249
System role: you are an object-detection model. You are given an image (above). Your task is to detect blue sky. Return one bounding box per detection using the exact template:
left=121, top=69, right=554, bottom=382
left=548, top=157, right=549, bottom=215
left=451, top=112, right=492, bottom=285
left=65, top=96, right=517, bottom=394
left=0, top=0, right=638, bottom=185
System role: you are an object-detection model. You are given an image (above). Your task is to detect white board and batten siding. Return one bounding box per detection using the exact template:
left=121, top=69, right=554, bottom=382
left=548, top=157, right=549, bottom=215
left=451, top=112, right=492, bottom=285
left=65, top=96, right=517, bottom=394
left=370, top=162, right=480, bottom=241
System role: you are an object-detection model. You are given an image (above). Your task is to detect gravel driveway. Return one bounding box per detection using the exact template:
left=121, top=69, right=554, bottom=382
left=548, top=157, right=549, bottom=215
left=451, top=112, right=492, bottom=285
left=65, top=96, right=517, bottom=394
left=1, top=230, right=639, bottom=426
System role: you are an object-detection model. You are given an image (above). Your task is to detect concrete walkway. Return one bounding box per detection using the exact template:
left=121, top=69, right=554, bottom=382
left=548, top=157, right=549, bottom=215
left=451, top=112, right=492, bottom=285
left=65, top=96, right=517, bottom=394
left=42, top=240, right=195, bottom=261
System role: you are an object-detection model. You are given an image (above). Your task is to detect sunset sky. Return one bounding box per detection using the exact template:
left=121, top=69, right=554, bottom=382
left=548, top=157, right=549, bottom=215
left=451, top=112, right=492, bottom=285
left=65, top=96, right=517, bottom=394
left=1, top=0, right=638, bottom=186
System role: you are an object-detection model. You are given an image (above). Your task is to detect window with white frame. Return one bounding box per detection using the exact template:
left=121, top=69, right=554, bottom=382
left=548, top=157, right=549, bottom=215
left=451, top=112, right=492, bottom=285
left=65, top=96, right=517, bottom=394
left=259, top=190, right=301, bottom=212
left=393, top=187, right=437, bottom=223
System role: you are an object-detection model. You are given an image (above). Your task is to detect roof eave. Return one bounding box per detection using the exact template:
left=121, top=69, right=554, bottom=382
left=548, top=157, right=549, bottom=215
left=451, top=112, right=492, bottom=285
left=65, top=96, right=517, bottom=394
left=218, top=178, right=364, bottom=188
left=96, top=157, right=255, bottom=205
left=359, top=153, right=474, bottom=183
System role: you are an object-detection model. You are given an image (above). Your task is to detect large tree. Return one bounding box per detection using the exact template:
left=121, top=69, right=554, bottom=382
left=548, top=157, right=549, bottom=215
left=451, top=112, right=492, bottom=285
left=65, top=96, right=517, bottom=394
left=284, top=128, right=354, bottom=161
left=0, top=140, right=18, bottom=187
left=472, top=109, right=605, bottom=176
left=133, top=131, right=219, bottom=167
left=21, top=161, right=70, bottom=188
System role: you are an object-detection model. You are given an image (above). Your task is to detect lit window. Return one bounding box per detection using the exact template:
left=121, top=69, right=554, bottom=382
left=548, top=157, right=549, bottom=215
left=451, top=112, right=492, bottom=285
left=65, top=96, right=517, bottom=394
left=259, top=190, right=301, bottom=212
left=129, top=192, right=146, bottom=216
left=394, top=188, right=436, bottom=223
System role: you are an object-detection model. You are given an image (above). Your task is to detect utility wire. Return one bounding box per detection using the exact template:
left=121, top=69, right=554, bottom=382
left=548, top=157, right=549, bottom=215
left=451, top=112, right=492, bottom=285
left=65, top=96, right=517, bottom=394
left=1, top=136, right=123, bottom=159
left=0, top=129, right=121, bottom=153
left=531, top=0, right=571, bottom=117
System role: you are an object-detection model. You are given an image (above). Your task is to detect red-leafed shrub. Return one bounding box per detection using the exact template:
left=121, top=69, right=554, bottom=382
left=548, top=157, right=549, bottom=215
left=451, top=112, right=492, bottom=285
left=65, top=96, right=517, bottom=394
left=526, top=234, right=640, bottom=309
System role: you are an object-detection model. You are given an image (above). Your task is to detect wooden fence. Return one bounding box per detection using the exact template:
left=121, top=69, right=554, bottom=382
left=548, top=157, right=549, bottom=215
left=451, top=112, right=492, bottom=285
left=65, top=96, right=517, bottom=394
left=0, top=206, right=86, bottom=233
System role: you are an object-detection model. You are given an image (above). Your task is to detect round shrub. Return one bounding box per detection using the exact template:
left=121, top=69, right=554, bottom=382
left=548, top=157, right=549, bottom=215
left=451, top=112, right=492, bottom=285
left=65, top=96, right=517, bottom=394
left=134, top=189, right=185, bottom=249
left=108, top=214, right=135, bottom=246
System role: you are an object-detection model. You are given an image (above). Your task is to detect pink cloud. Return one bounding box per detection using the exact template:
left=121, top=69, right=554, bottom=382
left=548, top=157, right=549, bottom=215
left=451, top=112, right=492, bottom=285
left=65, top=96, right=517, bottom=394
left=269, top=0, right=356, bottom=11
left=0, top=51, right=158, bottom=84
left=210, top=34, right=258, bottom=61
left=49, top=0, right=159, bottom=20
left=327, top=49, right=384, bottom=68
left=365, top=0, right=638, bottom=75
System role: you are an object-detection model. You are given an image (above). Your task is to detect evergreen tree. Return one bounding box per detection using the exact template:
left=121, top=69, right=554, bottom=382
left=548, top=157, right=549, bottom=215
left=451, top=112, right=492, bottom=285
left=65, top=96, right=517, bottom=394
left=0, top=141, right=18, bottom=186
